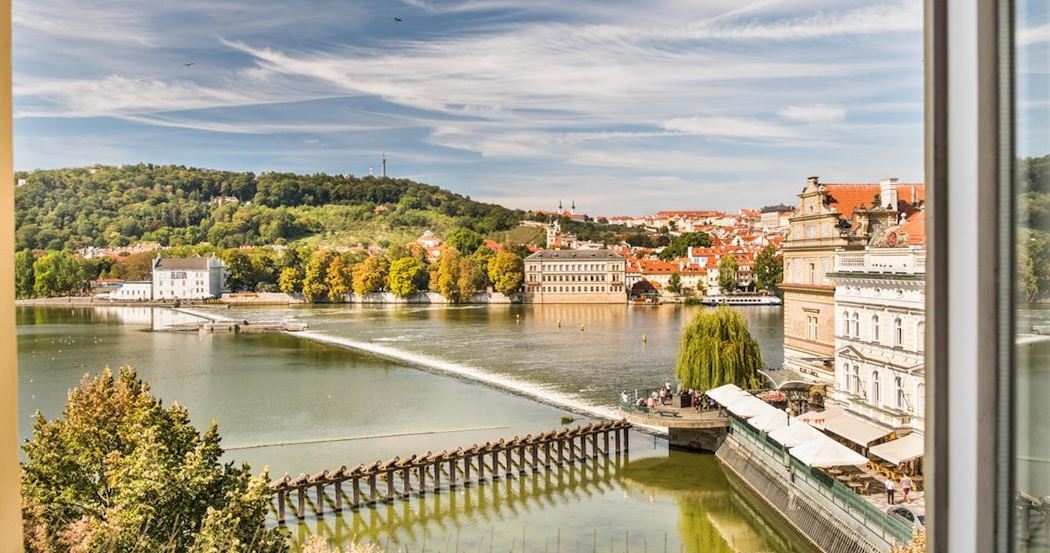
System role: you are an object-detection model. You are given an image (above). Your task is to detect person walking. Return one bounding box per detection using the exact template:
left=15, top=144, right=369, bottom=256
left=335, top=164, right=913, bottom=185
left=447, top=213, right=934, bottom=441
left=901, top=474, right=913, bottom=503
left=886, top=477, right=896, bottom=505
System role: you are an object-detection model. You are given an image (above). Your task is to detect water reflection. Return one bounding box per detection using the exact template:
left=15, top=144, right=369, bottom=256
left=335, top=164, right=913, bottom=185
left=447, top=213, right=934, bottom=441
left=291, top=450, right=813, bottom=553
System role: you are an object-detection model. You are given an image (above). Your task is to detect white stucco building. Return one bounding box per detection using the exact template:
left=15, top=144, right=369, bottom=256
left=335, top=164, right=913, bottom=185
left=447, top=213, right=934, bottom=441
left=108, top=281, right=153, bottom=301
left=828, top=212, right=926, bottom=436
left=524, top=249, right=627, bottom=303
left=151, top=256, right=226, bottom=300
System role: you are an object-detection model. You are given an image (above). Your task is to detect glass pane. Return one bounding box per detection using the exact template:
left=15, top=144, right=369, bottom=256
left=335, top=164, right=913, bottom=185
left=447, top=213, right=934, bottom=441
left=1015, top=0, right=1050, bottom=550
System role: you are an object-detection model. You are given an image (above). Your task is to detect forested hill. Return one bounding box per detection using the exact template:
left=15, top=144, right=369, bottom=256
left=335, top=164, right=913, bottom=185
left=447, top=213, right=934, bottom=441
left=14, top=164, right=523, bottom=251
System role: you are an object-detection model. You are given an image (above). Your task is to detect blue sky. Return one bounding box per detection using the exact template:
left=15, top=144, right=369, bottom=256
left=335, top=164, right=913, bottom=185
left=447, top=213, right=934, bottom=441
left=14, top=0, right=925, bottom=214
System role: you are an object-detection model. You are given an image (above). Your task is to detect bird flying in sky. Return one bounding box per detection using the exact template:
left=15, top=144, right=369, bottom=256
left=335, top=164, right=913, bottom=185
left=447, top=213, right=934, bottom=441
left=393, top=17, right=402, bottom=22
left=182, top=62, right=194, bottom=67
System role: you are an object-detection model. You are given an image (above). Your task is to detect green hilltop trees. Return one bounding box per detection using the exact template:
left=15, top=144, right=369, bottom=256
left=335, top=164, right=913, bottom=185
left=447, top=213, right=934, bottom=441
left=21, top=367, right=286, bottom=552
left=674, top=306, right=764, bottom=391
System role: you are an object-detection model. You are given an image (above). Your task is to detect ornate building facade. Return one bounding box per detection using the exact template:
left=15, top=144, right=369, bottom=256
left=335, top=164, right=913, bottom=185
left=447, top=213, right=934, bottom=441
left=828, top=212, right=926, bottom=435
left=780, top=176, right=924, bottom=383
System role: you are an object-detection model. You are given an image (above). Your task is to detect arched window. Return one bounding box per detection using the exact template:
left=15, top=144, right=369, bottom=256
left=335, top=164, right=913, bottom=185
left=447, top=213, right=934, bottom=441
left=916, top=383, right=926, bottom=416
left=895, top=376, right=905, bottom=409
left=851, top=312, right=860, bottom=338
left=851, top=365, right=861, bottom=395
left=894, top=318, right=903, bottom=347
left=871, top=315, right=880, bottom=342
left=871, top=371, right=881, bottom=405
left=917, top=321, right=926, bottom=352
left=842, top=311, right=850, bottom=336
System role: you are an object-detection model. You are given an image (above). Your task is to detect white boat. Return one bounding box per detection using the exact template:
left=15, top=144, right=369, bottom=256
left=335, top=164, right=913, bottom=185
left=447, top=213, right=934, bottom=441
left=699, top=295, right=782, bottom=306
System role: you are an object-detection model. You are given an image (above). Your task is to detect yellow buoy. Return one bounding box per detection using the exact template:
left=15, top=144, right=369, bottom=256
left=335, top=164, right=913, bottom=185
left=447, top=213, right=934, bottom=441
left=642, top=334, right=648, bottom=343
left=580, top=324, right=586, bottom=332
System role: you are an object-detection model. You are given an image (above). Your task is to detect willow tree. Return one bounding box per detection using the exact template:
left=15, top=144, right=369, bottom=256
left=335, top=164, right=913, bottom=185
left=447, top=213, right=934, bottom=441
left=674, top=306, right=764, bottom=391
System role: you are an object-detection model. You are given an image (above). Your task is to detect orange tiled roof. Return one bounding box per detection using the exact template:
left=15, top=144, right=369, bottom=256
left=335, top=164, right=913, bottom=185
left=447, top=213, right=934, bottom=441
left=823, top=183, right=925, bottom=220
left=900, top=211, right=926, bottom=245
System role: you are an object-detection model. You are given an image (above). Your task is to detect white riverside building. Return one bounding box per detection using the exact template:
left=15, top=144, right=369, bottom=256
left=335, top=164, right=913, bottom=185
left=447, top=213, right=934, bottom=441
left=150, top=255, right=227, bottom=300
left=827, top=213, right=926, bottom=437
left=523, top=249, right=627, bottom=304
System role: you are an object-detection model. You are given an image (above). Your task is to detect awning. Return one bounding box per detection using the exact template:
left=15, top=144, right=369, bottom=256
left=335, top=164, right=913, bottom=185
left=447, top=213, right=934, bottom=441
left=789, top=436, right=870, bottom=467
left=724, top=395, right=781, bottom=419
left=796, top=405, right=843, bottom=430
left=823, top=412, right=893, bottom=447
left=748, top=409, right=791, bottom=433
left=768, top=421, right=826, bottom=447
left=868, top=433, right=924, bottom=465
left=706, top=384, right=746, bottom=406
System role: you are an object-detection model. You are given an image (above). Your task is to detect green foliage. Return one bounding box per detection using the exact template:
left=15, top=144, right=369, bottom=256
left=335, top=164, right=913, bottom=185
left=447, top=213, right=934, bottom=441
left=388, top=257, right=426, bottom=298
left=446, top=227, right=484, bottom=256
left=717, top=255, right=739, bottom=293
left=754, top=244, right=783, bottom=293
left=14, top=249, right=35, bottom=298
left=32, top=251, right=90, bottom=297
left=457, top=257, right=488, bottom=299
left=20, top=366, right=287, bottom=552
left=667, top=273, right=683, bottom=295
left=302, top=251, right=335, bottom=302
left=674, top=306, right=764, bottom=391
left=658, top=232, right=712, bottom=260
left=487, top=251, right=524, bottom=295
left=351, top=256, right=389, bottom=296
left=14, top=164, right=522, bottom=251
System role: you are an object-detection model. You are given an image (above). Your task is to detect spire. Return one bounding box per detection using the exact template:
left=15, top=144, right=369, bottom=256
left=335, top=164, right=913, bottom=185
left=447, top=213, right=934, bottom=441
left=381, top=153, right=387, bottom=178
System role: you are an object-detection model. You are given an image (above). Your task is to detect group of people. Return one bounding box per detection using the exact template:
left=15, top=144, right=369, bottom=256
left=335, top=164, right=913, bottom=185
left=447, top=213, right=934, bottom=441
left=885, top=474, right=915, bottom=505
left=620, top=380, right=717, bottom=412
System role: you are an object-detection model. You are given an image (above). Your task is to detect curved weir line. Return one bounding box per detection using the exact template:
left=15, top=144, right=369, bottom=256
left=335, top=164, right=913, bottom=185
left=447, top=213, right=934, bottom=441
left=292, top=330, right=666, bottom=434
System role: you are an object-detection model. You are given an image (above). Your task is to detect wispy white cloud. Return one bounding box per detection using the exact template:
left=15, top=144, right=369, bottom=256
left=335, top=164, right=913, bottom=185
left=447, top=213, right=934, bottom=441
left=662, top=116, right=800, bottom=140
left=779, top=104, right=846, bottom=123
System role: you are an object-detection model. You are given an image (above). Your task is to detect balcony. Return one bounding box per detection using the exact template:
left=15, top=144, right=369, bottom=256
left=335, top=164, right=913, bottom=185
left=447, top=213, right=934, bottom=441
left=834, top=248, right=925, bottom=275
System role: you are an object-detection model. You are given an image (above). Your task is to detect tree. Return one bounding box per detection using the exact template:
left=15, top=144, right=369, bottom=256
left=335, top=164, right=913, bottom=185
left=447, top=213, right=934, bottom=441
left=278, top=266, right=303, bottom=294
left=487, top=252, right=524, bottom=295
left=352, top=255, right=389, bottom=297
left=388, top=257, right=426, bottom=298
left=754, top=244, right=783, bottom=293
left=457, top=257, right=488, bottom=299
left=20, top=367, right=287, bottom=552
left=15, top=249, right=35, bottom=298
left=325, top=255, right=353, bottom=301
left=658, top=232, right=712, bottom=260
left=301, top=250, right=334, bottom=302
left=446, top=227, right=484, bottom=256
left=667, top=273, right=683, bottom=295
left=221, top=249, right=258, bottom=292
left=674, top=306, right=764, bottom=391
left=435, top=249, right=462, bottom=302
left=32, top=251, right=88, bottom=297
left=717, top=255, right=739, bottom=293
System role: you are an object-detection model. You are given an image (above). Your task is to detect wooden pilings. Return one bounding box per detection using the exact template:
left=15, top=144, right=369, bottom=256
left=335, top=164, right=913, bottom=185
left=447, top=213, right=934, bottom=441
left=269, top=419, right=632, bottom=524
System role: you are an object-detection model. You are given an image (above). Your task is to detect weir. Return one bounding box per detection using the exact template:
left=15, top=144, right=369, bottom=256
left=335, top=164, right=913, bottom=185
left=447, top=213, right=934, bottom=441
left=269, top=420, right=632, bottom=524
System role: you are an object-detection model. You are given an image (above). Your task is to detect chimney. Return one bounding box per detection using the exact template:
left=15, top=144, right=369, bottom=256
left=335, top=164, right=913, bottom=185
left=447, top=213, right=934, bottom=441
left=880, top=177, right=899, bottom=209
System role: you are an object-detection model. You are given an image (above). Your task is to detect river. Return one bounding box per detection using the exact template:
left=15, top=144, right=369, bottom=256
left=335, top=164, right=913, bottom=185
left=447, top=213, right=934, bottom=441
left=16, top=304, right=813, bottom=553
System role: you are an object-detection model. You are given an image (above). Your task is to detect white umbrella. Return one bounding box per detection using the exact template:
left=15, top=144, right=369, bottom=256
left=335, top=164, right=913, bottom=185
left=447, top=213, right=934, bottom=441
left=705, top=384, right=745, bottom=406
left=724, top=394, right=778, bottom=419
left=748, top=409, right=791, bottom=433
left=796, top=405, right=843, bottom=430
left=768, top=421, right=826, bottom=447
left=790, top=437, right=869, bottom=468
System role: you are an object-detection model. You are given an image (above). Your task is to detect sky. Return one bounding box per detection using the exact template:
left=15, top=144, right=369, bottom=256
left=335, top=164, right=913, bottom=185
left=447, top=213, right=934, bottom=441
left=13, top=0, right=925, bottom=215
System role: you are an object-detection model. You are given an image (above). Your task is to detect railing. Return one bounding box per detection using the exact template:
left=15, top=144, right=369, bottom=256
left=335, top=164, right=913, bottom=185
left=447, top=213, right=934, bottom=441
left=730, top=418, right=913, bottom=547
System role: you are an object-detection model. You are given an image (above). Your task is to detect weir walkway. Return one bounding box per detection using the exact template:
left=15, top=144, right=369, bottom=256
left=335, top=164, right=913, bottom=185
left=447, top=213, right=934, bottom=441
left=269, top=420, right=632, bottom=524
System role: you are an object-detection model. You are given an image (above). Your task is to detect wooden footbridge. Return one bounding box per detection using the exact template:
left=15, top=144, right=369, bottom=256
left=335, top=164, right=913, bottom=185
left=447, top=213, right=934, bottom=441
left=270, top=420, right=631, bottom=524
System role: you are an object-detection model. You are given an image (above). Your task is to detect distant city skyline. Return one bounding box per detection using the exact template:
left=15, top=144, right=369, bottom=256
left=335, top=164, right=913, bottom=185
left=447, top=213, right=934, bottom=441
left=14, top=0, right=924, bottom=213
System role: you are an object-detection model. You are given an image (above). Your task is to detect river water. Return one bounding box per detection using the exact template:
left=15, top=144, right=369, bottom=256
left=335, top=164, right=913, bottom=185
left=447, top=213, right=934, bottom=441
left=17, top=304, right=812, bottom=553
